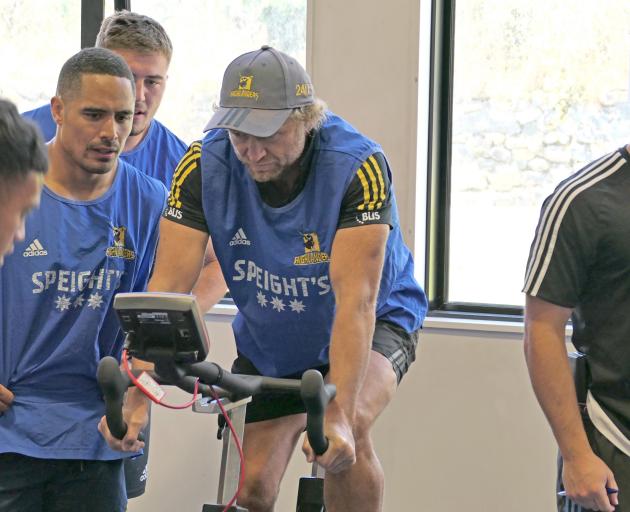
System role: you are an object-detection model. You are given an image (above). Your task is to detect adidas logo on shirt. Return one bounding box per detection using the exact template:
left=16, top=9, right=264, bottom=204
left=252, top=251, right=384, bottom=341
left=229, top=228, right=251, bottom=246
left=23, top=239, right=48, bottom=257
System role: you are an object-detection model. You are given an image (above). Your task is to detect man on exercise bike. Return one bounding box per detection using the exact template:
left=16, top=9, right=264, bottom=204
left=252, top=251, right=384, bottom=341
left=100, top=46, right=427, bottom=512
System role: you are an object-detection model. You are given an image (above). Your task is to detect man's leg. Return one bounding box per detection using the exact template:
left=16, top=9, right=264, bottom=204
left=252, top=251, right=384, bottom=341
left=323, top=349, right=397, bottom=512
left=45, top=459, right=126, bottom=512
left=236, top=414, right=306, bottom=512
left=0, top=453, right=47, bottom=512
left=0, top=455, right=126, bottom=512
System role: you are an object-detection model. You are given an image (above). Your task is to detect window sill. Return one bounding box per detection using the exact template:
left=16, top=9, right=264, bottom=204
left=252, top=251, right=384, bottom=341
left=205, top=303, right=552, bottom=335
left=423, top=315, right=525, bottom=334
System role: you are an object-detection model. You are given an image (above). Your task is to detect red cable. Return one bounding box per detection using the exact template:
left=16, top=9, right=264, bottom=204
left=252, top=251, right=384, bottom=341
left=209, top=385, right=246, bottom=512
left=121, top=350, right=246, bottom=510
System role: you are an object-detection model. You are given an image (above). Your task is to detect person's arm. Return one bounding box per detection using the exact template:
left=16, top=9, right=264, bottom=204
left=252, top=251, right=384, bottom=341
left=160, top=140, right=227, bottom=312
left=191, top=238, right=228, bottom=314
left=313, top=223, right=388, bottom=474
left=147, top=218, right=209, bottom=293
left=524, top=294, right=618, bottom=511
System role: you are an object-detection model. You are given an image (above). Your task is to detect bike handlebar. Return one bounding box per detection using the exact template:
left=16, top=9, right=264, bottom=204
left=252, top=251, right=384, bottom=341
left=301, top=369, right=335, bottom=455
left=97, top=356, right=336, bottom=456
left=97, top=356, right=133, bottom=440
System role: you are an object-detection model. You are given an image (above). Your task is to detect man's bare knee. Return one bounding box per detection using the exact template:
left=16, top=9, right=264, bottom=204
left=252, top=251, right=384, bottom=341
left=352, top=407, right=377, bottom=444
left=237, top=474, right=278, bottom=512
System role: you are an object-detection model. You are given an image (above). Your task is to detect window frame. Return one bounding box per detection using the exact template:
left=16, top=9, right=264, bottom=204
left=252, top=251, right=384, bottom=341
left=424, top=0, right=524, bottom=321
left=81, top=0, right=130, bottom=48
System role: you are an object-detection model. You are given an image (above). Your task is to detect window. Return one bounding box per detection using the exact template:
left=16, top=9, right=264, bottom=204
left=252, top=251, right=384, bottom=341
left=426, top=0, right=630, bottom=316
left=131, top=0, right=307, bottom=144
left=1, top=0, right=124, bottom=112
left=0, top=0, right=305, bottom=145
left=0, top=1, right=81, bottom=111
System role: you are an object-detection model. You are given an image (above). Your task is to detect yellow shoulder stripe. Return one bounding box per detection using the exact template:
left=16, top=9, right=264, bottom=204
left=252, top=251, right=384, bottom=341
left=356, top=156, right=385, bottom=211
left=168, top=141, right=202, bottom=208
left=369, top=155, right=386, bottom=205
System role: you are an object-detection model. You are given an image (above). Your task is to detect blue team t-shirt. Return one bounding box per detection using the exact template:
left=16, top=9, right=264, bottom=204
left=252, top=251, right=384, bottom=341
left=22, top=104, right=186, bottom=187
left=0, top=160, right=167, bottom=460
left=199, top=114, right=427, bottom=377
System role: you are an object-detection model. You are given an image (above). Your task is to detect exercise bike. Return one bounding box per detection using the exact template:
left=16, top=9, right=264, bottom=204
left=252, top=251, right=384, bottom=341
left=97, top=292, right=334, bottom=512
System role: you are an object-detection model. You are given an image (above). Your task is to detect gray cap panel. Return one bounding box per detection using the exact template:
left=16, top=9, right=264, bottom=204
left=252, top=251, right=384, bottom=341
left=204, top=46, right=314, bottom=136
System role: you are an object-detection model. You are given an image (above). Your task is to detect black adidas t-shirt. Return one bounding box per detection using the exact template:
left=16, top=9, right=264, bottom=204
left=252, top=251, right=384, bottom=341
left=523, top=147, right=630, bottom=437
left=164, top=133, right=393, bottom=233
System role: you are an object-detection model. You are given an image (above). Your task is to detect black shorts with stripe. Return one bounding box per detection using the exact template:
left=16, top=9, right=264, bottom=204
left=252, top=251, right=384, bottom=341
left=230, top=319, right=419, bottom=423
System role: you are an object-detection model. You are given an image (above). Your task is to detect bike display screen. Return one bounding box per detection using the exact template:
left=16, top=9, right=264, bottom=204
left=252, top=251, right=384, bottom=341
left=113, top=292, right=210, bottom=363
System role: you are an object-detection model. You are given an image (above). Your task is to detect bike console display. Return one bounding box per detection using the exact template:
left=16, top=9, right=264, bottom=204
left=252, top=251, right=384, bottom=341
left=114, top=292, right=210, bottom=363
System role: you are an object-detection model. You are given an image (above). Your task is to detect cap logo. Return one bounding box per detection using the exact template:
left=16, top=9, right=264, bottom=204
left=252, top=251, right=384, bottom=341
left=230, top=75, right=259, bottom=101
left=295, top=83, right=312, bottom=97
left=239, top=75, right=253, bottom=90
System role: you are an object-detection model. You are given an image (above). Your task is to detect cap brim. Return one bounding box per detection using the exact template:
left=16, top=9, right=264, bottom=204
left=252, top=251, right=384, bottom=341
left=204, top=107, right=292, bottom=137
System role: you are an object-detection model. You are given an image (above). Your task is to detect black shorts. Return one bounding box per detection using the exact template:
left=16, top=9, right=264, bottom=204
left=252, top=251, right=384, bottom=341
left=0, top=454, right=125, bottom=512
left=230, top=319, right=419, bottom=423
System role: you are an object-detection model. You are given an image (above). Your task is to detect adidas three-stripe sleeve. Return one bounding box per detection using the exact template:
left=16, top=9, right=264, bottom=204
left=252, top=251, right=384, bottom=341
left=337, top=152, right=393, bottom=229
left=163, top=141, right=209, bottom=233
left=522, top=150, right=625, bottom=307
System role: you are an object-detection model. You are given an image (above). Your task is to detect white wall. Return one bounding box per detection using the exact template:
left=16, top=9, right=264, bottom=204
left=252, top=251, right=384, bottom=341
left=129, top=1, right=564, bottom=510
left=308, top=0, right=422, bottom=248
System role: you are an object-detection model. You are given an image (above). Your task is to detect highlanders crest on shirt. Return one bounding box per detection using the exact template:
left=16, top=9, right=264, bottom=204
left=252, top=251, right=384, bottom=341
left=293, top=232, right=330, bottom=266
left=106, top=226, right=136, bottom=260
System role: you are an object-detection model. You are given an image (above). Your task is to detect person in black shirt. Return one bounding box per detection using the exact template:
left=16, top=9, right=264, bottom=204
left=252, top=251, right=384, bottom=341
left=524, top=148, right=630, bottom=512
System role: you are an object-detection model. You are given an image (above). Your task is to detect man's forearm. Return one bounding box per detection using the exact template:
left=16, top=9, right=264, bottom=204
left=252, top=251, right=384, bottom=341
left=328, top=304, right=375, bottom=419
left=191, top=260, right=228, bottom=314
left=325, top=223, right=387, bottom=422
left=525, top=327, right=592, bottom=461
